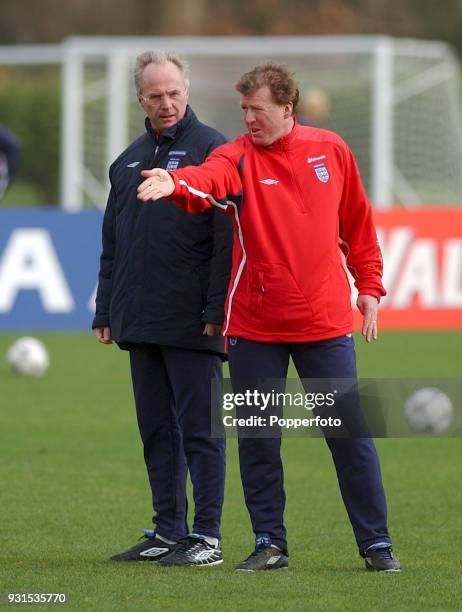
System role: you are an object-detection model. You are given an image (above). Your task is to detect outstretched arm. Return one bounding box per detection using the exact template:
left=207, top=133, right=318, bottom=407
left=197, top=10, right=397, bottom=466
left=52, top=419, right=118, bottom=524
left=137, top=147, right=242, bottom=215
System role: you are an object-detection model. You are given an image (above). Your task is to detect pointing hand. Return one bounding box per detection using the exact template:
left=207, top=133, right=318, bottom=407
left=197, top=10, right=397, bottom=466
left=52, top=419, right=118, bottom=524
left=138, top=169, right=175, bottom=201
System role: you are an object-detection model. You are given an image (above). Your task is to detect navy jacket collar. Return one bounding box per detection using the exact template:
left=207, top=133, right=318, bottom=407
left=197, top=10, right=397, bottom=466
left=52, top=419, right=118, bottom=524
left=145, top=105, right=197, bottom=143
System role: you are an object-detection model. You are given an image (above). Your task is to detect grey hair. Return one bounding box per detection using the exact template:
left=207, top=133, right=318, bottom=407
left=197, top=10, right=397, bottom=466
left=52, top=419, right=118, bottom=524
left=134, top=50, right=190, bottom=96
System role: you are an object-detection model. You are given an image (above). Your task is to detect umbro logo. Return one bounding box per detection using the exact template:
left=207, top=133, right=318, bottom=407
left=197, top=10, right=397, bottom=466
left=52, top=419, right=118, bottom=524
left=194, top=550, right=219, bottom=561
left=307, top=155, right=326, bottom=164
left=140, top=547, right=169, bottom=557
left=266, top=555, right=283, bottom=565
left=259, top=179, right=279, bottom=185
left=127, top=161, right=140, bottom=167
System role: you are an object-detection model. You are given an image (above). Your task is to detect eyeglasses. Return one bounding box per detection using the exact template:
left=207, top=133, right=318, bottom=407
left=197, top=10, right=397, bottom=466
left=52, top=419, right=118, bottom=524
left=139, top=88, right=187, bottom=106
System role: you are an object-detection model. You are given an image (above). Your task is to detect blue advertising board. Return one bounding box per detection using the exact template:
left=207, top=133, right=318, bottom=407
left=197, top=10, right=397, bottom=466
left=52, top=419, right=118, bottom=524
left=0, top=208, right=103, bottom=330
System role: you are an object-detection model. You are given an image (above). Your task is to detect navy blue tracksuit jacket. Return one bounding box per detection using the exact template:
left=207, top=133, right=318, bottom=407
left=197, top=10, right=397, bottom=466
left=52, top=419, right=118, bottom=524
left=92, top=106, right=233, bottom=352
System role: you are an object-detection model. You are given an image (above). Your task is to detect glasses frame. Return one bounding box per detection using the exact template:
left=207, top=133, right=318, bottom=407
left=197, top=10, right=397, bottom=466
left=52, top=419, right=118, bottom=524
left=139, top=87, right=188, bottom=107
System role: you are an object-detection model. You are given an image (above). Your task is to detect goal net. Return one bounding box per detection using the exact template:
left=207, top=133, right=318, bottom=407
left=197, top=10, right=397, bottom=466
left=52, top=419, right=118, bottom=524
left=61, top=36, right=462, bottom=210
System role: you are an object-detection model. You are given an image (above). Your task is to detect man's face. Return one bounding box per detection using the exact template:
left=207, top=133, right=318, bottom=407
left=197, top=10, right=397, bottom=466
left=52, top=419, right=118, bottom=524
left=139, top=61, right=189, bottom=131
left=240, top=86, right=293, bottom=146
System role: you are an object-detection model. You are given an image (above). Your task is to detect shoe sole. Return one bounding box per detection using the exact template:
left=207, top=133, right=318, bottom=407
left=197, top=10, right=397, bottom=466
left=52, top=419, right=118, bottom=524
left=194, top=559, right=224, bottom=567
left=159, top=559, right=224, bottom=567
left=235, top=566, right=288, bottom=572
left=111, top=554, right=172, bottom=562
left=365, top=563, right=401, bottom=573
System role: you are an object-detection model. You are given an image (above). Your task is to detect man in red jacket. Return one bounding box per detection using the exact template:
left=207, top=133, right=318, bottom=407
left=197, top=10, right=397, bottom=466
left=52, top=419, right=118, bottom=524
left=138, top=62, right=401, bottom=573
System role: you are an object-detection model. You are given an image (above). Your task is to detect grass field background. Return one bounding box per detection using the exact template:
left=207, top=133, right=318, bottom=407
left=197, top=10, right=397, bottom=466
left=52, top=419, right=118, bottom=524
left=0, top=331, right=461, bottom=611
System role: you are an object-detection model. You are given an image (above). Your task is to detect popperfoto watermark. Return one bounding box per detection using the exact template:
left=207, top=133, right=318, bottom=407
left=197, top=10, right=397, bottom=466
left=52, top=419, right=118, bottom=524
left=223, top=413, right=342, bottom=430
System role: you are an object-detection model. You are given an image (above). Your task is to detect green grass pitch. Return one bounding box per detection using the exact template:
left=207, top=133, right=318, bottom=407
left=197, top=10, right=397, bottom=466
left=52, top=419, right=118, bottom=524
left=0, top=331, right=461, bottom=611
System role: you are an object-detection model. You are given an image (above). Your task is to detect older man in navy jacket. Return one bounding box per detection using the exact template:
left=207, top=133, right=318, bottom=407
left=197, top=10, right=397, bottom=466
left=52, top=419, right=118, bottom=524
left=93, top=51, right=232, bottom=567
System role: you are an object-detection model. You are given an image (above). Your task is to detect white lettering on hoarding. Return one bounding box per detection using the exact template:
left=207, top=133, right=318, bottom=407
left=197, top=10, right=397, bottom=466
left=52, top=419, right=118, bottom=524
left=0, top=229, right=75, bottom=312
left=442, top=240, right=462, bottom=307
left=377, top=227, right=414, bottom=307
left=88, top=283, right=97, bottom=312
left=393, top=240, right=439, bottom=308
left=363, top=229, right=462, bottom=309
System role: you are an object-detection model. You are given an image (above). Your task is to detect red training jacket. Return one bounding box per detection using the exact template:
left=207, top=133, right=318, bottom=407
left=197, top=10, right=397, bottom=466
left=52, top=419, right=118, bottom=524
left=168, top=121, right=386, bottom=343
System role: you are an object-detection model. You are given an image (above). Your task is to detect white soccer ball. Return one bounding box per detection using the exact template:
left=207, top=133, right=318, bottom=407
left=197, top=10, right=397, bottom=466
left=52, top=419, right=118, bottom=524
left=6, top=337, right=50, bottom=377
left=404, top=387, right=454, bottom=433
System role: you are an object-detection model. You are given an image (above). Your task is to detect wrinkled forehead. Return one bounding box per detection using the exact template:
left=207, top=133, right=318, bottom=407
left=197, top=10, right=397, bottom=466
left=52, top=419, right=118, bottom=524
left=240, top=85, right=277, bottom=107
left=141, top=62, right=187, bottom=92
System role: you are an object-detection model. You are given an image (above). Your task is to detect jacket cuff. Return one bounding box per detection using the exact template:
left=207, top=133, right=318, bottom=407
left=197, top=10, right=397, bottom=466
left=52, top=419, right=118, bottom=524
left=167, top=172, right=181, bottom=198
left=92, top=315, right=110, bottom=329
left=201, top=306, right=225, bottom=326
left=357, top=288, right=385, bottom=304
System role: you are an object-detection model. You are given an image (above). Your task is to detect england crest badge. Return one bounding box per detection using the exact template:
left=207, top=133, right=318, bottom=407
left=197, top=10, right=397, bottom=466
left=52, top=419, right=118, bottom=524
left=166, top=158, right=180, bottom=171
left=313, top=162, right=330, bottom=183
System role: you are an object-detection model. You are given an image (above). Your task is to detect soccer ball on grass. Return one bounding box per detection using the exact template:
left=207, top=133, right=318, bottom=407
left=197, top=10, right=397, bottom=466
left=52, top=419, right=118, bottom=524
left=404, top=387, right=453, bottom=433
left=6, top=337, right=50, bottom=377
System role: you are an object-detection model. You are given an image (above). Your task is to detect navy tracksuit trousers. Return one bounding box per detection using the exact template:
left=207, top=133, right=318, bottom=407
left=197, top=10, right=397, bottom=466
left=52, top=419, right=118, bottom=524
left=228, top=335, right=392, bottom=554
left=129, top=344, right=225, bottom=541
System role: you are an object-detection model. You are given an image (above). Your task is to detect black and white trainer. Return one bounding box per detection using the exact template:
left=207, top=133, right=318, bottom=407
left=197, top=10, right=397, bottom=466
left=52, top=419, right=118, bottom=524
left=364, top=546, right=401, bottom=572
left=111, top=530, right=176, bottom=562
left=158, top=536, right=223, bottom=567
left=235, top=544, right=289, bottom=572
